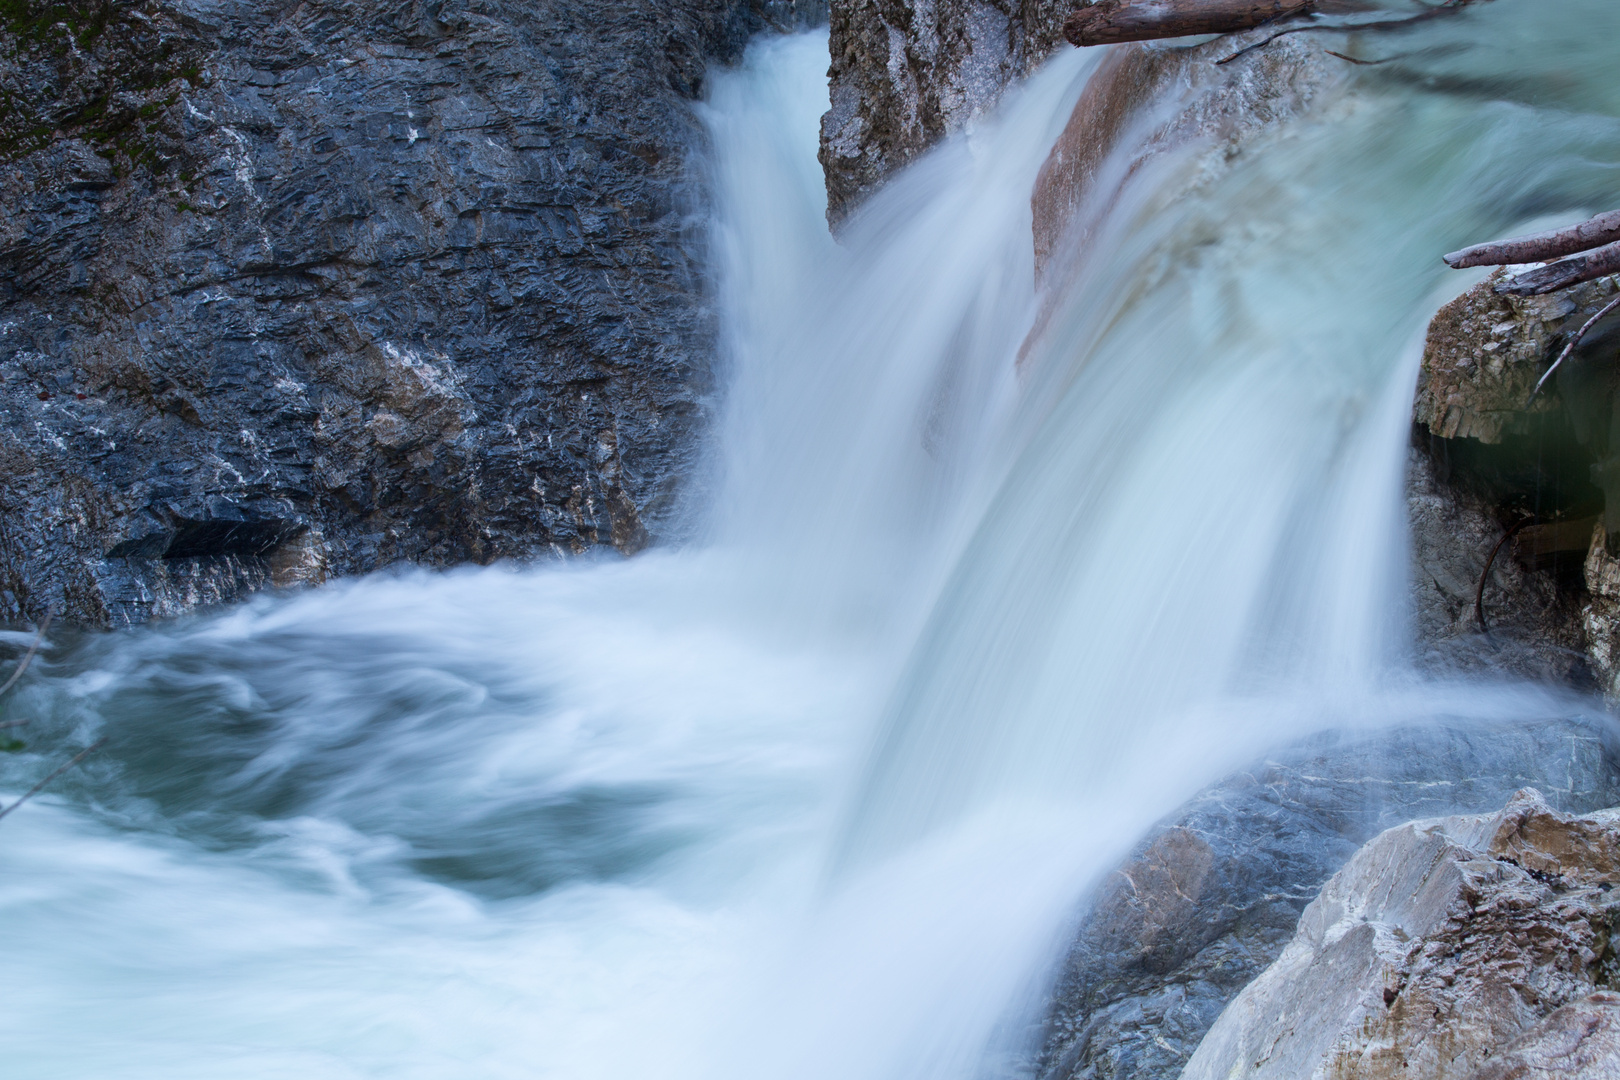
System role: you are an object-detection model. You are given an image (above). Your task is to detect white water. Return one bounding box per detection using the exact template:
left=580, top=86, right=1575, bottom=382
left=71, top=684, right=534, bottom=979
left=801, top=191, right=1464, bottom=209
left=5, top=8, right=1620, bottom=1078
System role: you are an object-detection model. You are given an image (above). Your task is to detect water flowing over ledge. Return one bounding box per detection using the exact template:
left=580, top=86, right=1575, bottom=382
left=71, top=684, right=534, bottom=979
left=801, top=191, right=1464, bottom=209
left=3, top=6, right=1620, bottom=1078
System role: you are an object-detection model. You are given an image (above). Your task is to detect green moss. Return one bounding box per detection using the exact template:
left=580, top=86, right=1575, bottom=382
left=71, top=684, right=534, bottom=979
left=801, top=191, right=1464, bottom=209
left=0, top=0, right=209, bottom=172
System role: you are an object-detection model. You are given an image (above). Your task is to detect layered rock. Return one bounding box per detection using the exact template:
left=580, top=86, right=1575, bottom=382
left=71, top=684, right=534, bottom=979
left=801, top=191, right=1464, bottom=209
left=0, top=0, right=824, bottom=626
left=1036, top=719, right=1620, bottom=1080
left=1409, top=274, right=1620, bottom=693
left=819, top=0, right=1073, bottom=225
left=1182, top=788, right=1620, bottom=1080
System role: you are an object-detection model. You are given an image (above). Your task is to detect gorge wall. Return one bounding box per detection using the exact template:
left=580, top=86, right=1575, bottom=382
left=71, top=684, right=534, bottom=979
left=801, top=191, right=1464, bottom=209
left=0, top=0, right=824, bottom=626
left=820, top=0, right=1073, bottom=226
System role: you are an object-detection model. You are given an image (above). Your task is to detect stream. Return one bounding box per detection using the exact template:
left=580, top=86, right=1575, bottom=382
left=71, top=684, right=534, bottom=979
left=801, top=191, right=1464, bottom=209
left=4, top=7, right=1620, bottom=1077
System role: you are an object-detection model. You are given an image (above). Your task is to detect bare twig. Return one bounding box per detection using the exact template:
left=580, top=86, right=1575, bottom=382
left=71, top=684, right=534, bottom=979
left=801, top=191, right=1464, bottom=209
left=1528, top=288, right=1620, bottom=404
left=0, top=736, right=107, bottom=822
left=1496, top=240, right=1620, bottom=297
left=1216, top=0, right=1483, bottom=66
left=0, top=612, right=54, bottom=699
left=1445, top=210, right=1620, bottom=269
left=1324, top=49, right=1399, bottom=65
left=0, top=718, right=31, bottom=731
left=1476, top=516, right=1535, bottom=634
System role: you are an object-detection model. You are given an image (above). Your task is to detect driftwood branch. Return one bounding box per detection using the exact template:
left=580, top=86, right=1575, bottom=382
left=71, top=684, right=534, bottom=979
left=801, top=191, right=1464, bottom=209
left=1496, top=241, right=1620, bottom=297
left=1063, top=0, right=1317, bottom=47
left=0, top=736, right=107, bottom=822
left=0, top=612, right=53, bottom=699
left=1215, top=0, right=1485, bottom=65
left=1476, top=516, right=1535, bottom=634
left=1445, top=211, right=1620, bottom=269
left=1527, top=290, right=1620, bottom=404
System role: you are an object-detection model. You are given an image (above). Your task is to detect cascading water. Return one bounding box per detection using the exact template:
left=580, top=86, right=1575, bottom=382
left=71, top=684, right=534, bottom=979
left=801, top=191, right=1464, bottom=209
left=4, top=5, right=1620, bottom=1078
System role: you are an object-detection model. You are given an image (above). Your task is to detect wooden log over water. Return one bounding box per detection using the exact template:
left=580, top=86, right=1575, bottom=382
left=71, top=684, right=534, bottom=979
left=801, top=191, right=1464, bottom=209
left=1062, top=0, right=1317, bottom=47
left=1445, top=210, right=1620, bottom=269
left=1495, top=240, right=1620, bottom=297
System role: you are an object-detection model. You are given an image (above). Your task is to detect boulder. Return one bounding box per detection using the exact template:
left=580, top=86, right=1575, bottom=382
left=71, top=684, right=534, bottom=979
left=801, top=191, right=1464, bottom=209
left=1029, top=29, right=1342, bottom=285
left=1414, top=275, right=1617, bottom=446
left=1036, top=719, right=1620, bottom=1080
left=1181, top=789, right=1620, bottom=1080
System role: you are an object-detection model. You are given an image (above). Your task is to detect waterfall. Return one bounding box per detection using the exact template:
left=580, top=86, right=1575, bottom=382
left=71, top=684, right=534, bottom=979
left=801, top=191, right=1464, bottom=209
left=4, top=6, right=1620, bottom=1078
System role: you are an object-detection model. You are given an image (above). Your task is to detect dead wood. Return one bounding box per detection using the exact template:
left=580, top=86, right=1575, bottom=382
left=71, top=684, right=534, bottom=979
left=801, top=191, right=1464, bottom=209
left=1476, top=515, right=1535, bottom=634
left=0, top=737, right=108, bottom=822
left=1215, top=0, right=1486, bottom=66
left=1445, top=210, right=1620, bottom=269
left=1528, top=290, right=1620, bottom=404
left=1063, top=0, right=1318, bottom=47
left=0, top=612, right=53, bottom=700
left=1496, top=241, right=1620, bottom=297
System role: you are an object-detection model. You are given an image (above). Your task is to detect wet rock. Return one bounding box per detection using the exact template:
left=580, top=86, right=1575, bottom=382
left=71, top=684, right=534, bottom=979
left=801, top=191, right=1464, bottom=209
left=1037, top=718, right=1620, bottom=1080
left=1413, top=274, right=1615, bottom=445
left=819, top=0, right=1073, bottom=226
left=1029, top=30, right=1342, bottom=284
left=1182, top=788, right=1620, bottom=1080
left=1409, top=274, right=1620, bottom=694
left=1407, top=445, right=1591, bottom=686
left=0, top=0, right=826, bottom=627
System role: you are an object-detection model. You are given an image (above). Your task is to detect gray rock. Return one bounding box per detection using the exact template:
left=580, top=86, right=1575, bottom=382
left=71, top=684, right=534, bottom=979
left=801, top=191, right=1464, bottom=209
left=1183, top=789, right=1620, bottom=1080
left=819, top=0, right=1072, bottom=226
left=0, top=0, right=825, bottom=627
left=1408, top=273, right=1620, bottom=695
left=1407, top=444, right=1592, bottom=687
left=1036, top=718, right=1620, bottom=1080
left=1467, top=993, right=1620, bottom=1080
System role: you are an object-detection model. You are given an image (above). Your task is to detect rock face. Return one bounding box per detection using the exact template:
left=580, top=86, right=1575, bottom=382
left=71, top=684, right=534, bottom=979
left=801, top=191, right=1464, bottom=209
left=1412, top=275, right=1615, bottom=446
left=1035, top=719, right=1620, bottom=1080
left=1182, top=788, right=1620, bottom=1080
left=0, top=0, right=824, bottom=626
left=1409, top=274, right=1620, bottom=694
left=1468, top=993, right=1620, bottom=1080
left=1407, top=445, right=1592, bottom=687
left=819, top=0, right=1073, bottom=225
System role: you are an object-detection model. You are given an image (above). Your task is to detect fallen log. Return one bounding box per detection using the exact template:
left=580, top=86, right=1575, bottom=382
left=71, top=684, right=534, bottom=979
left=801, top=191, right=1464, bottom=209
left=1445, top=210, right=1620, bottom=269
left=1063, top=0, right=1316, bottom=47
left=1495, top=239, right=1620, bottom=297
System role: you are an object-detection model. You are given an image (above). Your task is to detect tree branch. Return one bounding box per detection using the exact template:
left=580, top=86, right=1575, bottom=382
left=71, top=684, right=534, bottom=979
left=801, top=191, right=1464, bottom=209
left=0, top=737, right=108, bottom=822
left=1495, top=241, right=1620, bottom=297
left=1445, top=210, right=1620, bottom=269
left=1214, top=0, right=1485, bottom=65
left=1064, top=0, right=1318, bottom=47
left=0, top=613, right=53, bottom=700
left=1527, top=289, right=1620, bottom=405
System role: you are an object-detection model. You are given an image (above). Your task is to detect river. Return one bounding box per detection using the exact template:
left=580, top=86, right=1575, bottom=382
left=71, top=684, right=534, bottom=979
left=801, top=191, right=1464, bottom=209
left=4, top=8, right=1620, bottom=1077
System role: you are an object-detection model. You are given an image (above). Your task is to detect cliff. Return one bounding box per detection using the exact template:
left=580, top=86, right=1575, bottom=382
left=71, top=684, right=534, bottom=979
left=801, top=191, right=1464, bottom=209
left=819, top=0, right=1073, bottom=226
left=0, top=0, right=823, bottom=626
